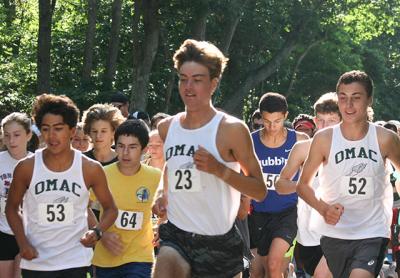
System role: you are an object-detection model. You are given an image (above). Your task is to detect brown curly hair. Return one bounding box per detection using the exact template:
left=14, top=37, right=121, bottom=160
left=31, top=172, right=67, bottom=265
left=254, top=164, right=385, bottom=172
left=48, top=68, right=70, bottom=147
left=82, top=103, right=125, bottom=135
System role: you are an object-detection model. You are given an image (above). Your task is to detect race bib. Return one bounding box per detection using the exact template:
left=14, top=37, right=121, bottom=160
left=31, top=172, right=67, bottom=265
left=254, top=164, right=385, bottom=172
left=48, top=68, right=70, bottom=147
left=263, top=173, right=279, bottom=191
left=169, top=169, right=202, bottom=192
left=341, top=176, right=373, bottom=199
left=0, top=197, right=6, bottom=215
left=38, top=203, right=73, bottom=225
left=115, top=210, right=143, bottom=230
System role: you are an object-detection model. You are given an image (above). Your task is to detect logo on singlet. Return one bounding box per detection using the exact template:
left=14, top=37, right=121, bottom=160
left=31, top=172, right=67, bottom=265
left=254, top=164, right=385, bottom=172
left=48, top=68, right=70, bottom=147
left=346, top=163, right=367, bottom=176
left=334, top=147, right=378, bottom=164
left=136, top=186, right=150, bottom=202
left=34, top=179, right=82, bottom=197
left=165, top=144, right=196, bottom=161
left=0, top=173, right=12, bottom=181
left=260, top=157, right=287, bottom=167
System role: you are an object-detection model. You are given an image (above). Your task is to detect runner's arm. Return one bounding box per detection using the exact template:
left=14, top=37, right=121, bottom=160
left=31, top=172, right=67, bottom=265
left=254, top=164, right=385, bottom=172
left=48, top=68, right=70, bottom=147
left=276, top=141, right=308, bottom=194
left=384, top=130, right=400, bottom=182
left=296, top=132, right=343, bottom=225
left=296, top=134, right=326, bottom=213
left=237, top=194, right=251, bottom=220
left=152, top=165, right=168, bottom=219
left=194, top=121, right=266, bottom=201
left=6, top=159, right=38, bottom=260
left=85, top=161, right=117, bottom=239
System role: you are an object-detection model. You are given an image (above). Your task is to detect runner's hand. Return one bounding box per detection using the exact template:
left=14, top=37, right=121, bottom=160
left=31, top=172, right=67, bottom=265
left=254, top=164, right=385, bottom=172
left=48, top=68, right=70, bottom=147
left=152, top=226, right=160, bottom=248
left=19, top=241, right=38, bottom=260
left=101, top=232, right=124, bottom=256
left=194, top=145, right=222, bottom=176
left=80, top=229, right=98, bottom=247
left=323, top=203, right=344, bottom=225
left=152, top=196, right=167, bottom=218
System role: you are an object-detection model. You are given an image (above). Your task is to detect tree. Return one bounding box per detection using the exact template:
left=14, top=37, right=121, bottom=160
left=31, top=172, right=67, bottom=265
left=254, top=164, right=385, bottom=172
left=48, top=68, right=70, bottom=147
left=102, top=0, right=122, bottom=91
left=131, top=0, right=160, bottom=112
left=82, top=0, right=97, bottom=85
left=37, top=0, right=56, bottom=93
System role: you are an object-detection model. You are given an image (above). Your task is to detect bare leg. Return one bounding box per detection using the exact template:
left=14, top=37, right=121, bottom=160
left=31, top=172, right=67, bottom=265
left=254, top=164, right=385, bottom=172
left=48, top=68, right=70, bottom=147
left=349, top=268, right=374, bottom=278
left=313, top=256, right=332, bottom=278
left=152, top=246, right=190, bottom=278
left=0, top=260, right=15, bottom=278
left=266, top=238, right=290, bottom=278
left=249, top=248, right=266, bottom=278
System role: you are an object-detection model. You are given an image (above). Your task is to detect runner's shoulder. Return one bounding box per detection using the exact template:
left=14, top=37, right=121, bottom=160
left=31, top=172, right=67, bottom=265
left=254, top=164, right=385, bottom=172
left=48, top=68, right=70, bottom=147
left=82, top=155, right=104, bottom=173
left=15, top=155, right=35, bottom=172
left=158, top=115, right=175, bottom=141
left=294, top=130, right=309, bottom=141
left=219, top=113, right=249, bottom=133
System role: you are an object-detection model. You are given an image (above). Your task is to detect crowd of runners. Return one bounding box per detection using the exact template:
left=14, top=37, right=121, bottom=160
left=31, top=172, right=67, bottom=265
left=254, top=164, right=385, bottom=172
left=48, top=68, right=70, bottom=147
left=1, top=39, right=400, bottom=278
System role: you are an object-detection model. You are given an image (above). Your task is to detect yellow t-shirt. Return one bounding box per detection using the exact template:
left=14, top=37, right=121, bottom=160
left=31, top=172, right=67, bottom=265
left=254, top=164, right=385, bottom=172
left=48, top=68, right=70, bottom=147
left=92, top=163, right=161, bottom=267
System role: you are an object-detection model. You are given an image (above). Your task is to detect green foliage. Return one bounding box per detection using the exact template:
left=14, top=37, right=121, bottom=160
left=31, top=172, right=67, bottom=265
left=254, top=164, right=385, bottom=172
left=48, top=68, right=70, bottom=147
left=0, top=0, right=400, bottom=122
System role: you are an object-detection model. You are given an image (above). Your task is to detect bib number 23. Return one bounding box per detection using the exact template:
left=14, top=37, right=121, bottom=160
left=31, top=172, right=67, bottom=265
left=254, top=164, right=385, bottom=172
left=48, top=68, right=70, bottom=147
left=170, top=169, right=201, bottom=192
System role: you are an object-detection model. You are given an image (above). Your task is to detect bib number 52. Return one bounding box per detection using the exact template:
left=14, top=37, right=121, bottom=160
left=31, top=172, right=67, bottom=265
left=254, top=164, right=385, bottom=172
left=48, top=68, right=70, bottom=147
left=348, top=177, right=367, bottom=195
left=342, top=176, right=372, bottom=199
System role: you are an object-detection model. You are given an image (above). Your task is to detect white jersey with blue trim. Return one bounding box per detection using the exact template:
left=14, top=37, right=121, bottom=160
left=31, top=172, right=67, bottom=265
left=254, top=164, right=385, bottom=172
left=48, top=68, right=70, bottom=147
left=164, top=112, right=241, bottom=236
left=310, top=123, right=392, bottom=240
left=21, top=149, right=93, bottom=271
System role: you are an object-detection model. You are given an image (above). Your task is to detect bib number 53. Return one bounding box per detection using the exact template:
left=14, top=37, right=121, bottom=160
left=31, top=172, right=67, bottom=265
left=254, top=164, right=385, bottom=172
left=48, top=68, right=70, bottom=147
left=39, top=203, right=73, bottom=224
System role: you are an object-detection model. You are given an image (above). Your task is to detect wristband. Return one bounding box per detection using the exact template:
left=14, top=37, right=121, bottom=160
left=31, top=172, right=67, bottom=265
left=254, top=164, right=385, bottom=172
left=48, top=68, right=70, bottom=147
left=90, top=227, right=103, bottom=240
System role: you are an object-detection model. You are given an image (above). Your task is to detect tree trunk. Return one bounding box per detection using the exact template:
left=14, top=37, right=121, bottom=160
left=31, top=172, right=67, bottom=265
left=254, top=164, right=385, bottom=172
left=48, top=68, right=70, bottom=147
left=131, top=0, right=160, bottom=112
left=103, top=0, right=122, bottom=92
left=221, top=32, right=300, bottom=116
left=286, top=39, right=323, bottom=97
left=164, top=71, right=176, bottom=113
left=219, top=0, right=249, bottom=55
left=3, top=0, right=16, bottom=27
left=191, top=1, right=210, bottom=40
left=37, top=0, right=56, bottom=93
left=82, top=0, right=97, bottom=85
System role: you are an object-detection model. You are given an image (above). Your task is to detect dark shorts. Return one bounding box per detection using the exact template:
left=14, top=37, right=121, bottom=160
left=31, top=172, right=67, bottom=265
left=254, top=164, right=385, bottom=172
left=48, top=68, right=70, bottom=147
left=96, top=262, right=152, bottom=278
left=320, top=236, right=389, bottom=278
left=21, top=267, right=88, bottom=278
left=159, top=221, right=244, bottom=278
left=296, top=243, right=323, bottom=276
left=248, top=206, right=297, bottom=256
left=0, top=230, right=19, bottom=260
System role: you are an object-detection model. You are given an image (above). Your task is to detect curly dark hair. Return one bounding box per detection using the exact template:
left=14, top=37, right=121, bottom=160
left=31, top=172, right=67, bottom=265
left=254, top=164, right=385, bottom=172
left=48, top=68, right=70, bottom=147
left=32, top=94, right=79, bottom=129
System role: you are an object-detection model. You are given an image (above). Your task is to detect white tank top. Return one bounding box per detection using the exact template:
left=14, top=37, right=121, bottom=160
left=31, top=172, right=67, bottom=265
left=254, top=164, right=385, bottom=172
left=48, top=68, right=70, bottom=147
left=21, top=149, right=93, bottom=271
left=0, top=151, right=31, bottom=235
left=297, top=178, right=321, bottom=246
left=310, top=123, right=392, bottom=239
left=164, top=112, right=241, bottom=235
